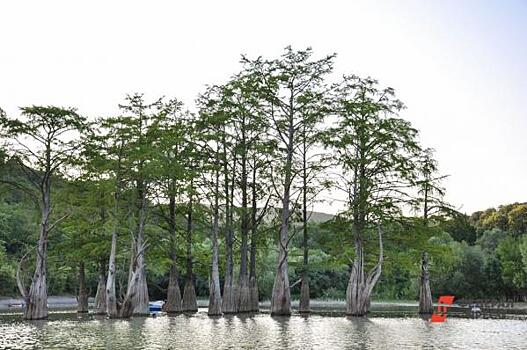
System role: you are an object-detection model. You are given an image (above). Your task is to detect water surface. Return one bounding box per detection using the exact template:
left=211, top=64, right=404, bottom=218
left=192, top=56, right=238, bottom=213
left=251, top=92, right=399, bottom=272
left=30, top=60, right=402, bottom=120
left=1, top=308, right=526, bottom=349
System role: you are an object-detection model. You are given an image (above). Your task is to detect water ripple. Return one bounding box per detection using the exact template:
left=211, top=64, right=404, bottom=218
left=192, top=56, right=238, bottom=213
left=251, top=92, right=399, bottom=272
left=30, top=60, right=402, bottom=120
left=1, top=309, right=526, bottom=349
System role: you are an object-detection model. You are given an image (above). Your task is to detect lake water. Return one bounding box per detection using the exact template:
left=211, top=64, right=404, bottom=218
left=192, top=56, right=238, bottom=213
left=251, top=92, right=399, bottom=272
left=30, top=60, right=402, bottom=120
left=1, top=307, right=526, bottom=349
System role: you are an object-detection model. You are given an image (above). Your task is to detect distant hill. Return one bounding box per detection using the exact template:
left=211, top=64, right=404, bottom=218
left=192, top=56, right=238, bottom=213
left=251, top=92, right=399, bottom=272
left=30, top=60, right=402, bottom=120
left=308, top=211, right=334, bottom=223
left=256, top=207, right=334, bottom=224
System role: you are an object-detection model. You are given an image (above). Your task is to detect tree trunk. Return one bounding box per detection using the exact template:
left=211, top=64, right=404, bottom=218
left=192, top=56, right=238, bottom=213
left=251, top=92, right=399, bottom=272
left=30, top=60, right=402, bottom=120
left=346, top=226, right=383, bottom=316
left=249, top=242, right=259, bottom=312
left=222, top=239, right=236, bottom=313
left=131, top=186, right=149, bottom=315
left=270, top=201, right=291, bottom=315
left=271, top=205, right=292, bottom=316
left=24, top=241, right=48, bottom=319
left=208, top=168, right=222, bottom=316
left=23, top=203, right=50, bottom=320
left=94, top=260, right=107, bottom=314
left=236, top=130, right=251, bottom=313
left=249, top=216, right=259, bottom=312
left=120, top=266, right=140, bottom=317
left=419, top=252, right=433, bottom=314
left=106, top=142, right=124, bottom=318
left=249, top=276, right=259, bottom=312
left=127, top=239, right=135, bottom=290
left=164, top=194, right=182, bottom=314
left=299, top=139, right=310, bottom=313
left=299, top=276, right=310, bottom=313
left=181, top=190, right=197, bottom=312
left=222, top=147, right=236, bottom=313
left=106, top=231, right=119, bottom=317
left=249, top=158, right=259, bottom=312
left=270, top=214, right=291, bottom=313
left=236, top=274, right=251, bottom=313
left=423, top=182, right=429, bottom=223
left=208, top=269, right=222, bottom=315
left=164, top=260, right=182, bottom=313
left=270, top=109, right=294, bottom=316
left=77, top=262, right=89, bottom=313
left=131, top=262, right=149, bottom=315
left=182, top=279, right=197, bottom=312
left=119, top=238, right=147, bottom=318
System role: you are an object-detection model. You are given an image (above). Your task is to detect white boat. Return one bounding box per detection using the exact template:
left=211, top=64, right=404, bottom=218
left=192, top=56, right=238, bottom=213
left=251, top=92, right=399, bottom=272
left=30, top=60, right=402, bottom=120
left=7, top=303, right=24, bottom=309
left=149, top=301, right=164, bottom=312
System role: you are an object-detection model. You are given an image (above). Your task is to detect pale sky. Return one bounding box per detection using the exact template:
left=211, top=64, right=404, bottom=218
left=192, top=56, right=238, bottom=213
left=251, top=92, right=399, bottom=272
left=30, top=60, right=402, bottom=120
left=1, top=0, right=526, bottom=215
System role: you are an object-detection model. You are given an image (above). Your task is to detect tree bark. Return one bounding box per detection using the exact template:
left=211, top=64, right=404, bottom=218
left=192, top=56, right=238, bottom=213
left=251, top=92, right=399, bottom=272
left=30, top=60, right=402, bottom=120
left=271, top=205, right=292, bottom=316
left=106, top=144, right=124, bottom=318
left=249, top=207, right=260, bottom=312
left=221, top=227, right=236, bottom=314
left=94, top=260, right=107, bottom=314
left=249, top=276, right=259, bottom=312
left=24, top=240, right=48, bottom=319
left=299, top=276, right=310, bottom=313
left=131, top=183, right=149, bottom=316
left=106, top=230, right=118, bottom=317
left=249, top=164, right=259, bottom=312
left=423, top=181, right=429, bottom=223
left=346, top=226, right=383, bottom=316
left=222, top=234, right=236, bottom=313
left=164, top=259, right=182, bottom=313
left=236, top=274, right=251, bottom=313
left=270, top=109, right=294, bottom=316
left=127, top=239, right=135, bottom=292
left=164, top=194, right=182, bottom=314
left=23, top=191, right=51, bottom=320
left=119, top=239, right=147, bottom=318
left=208, top=168, right=222, bottom=316
left=419, top=252, right=433, bottom=314
left=249, top=238, right=259, bottom=312
left=222, top=240, right=236, bottom=313
left=208, top=268, right=222, bottom=315
left=236, top=124, right=251, bottom=313
left=299, top=133, right=310, bottom=313
left=181, top=189, right=197, bottom=312
left=130, top=261, right=148, bottom=316
left=182, top=279, right=197, bottom=312
left=222, top=145, right=236, bottom=313
left=77, top=262, right=89, bottom=313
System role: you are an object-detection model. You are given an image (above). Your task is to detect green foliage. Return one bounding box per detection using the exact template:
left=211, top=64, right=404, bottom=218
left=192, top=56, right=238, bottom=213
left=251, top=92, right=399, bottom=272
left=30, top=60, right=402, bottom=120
left=477, top=228, right=508, bottom=251
left=0, top=50, right=525, bottom=306
left=508, top=204, right=527, bottom=235
left=497, top=236, right=527, bottom=290
left=470, top=202, right=527, bottom=236
left=441, top=214, right=477, bottom=244
left=450, top=244, right=486, bottom=298
left=323, top=75, right=423, bottom=250
left=0, top=243, right=16, bottom=295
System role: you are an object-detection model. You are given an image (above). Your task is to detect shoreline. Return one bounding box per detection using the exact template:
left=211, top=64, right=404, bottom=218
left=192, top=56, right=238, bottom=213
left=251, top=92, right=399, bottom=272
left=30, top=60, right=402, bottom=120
left=2, top=296, right=526, bottom=312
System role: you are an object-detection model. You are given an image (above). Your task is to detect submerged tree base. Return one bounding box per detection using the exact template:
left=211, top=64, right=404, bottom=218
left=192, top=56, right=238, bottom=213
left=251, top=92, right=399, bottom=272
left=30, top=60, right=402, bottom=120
left=299, top=276, right=310, bottom=313
left=182, top=279, right=198, bottom=312
left=236, top=275, right=252, bottom=313
left=23, top=277, right=48, bottom=320
left=270, top=270, right=291, bottom=316
left=222, top=282, right=236, bottom=314
left=419, top=252, right=433, bottom=314
left=208, top=276, right=222, bottom=316
left=249, top=276, right=259, bottom=312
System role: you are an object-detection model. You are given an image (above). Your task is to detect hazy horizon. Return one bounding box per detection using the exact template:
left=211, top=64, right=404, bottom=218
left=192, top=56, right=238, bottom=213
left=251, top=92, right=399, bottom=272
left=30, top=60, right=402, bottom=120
left=1, top=0, right=526, bottom=215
